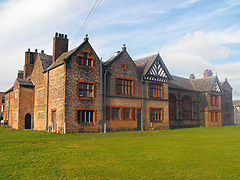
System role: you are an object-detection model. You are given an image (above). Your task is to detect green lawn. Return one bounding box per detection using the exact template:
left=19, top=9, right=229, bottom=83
left=0, top=126, right=240, bottom=180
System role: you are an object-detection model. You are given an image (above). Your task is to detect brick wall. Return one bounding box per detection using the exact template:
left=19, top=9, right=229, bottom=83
left=65, top=41, right=101, bottom=133
left=201, top=92, right=222, bottom=127
left=48, top=64, right=66, bottom=133
left=31, top=54, right=48, bottom=130
left=18, top=86, right=34, bottom=129
left=105, top=50, right=169, bottom=131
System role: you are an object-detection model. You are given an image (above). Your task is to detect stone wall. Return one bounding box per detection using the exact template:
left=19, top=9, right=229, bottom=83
left=31, top=54, right=48, bottom=130
left=65, top=40, right=101, bottom=133
left=48, top=64, right=66, bottom=133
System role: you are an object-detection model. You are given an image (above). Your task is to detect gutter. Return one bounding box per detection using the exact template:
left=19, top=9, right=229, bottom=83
left=8, top=93, right=10, bottom=123
left=99, top=59, right=103, bottom=132
left=103, top=69, right=108, bottom=133
left=32, top=86, right=35, bottom=129
left=46, top=71, right=49, bottom=131
left=141, top=75, right=146, bottom=131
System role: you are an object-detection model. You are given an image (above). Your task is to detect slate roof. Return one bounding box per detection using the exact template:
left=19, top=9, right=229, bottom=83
left=134, top=54, right=158, bottom=74
left=47, top=40, right=87, bottom=71
left=191, top=76, right=217, bottom=92
left=169, top=75, right=196, bottom=91
left=17, top=78, right=34, bottom=87
left=169, top=75, right=221, bottom=93
left=104, top=50, right=124, bottom=66
left=39, top=52, right=52, bottom=71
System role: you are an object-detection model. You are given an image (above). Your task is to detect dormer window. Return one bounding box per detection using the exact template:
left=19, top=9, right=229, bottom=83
left=77, top=50, right=95, bottom=68
left=122, top=62, right=127, bottom=69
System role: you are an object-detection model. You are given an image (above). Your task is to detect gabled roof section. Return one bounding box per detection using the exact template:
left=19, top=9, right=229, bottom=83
left=135, top=54, right=158, bottom=74
left=169, top=75, right=197, bottom=91
left=135, top=53, right=172, bottom=82
left=169, top=75, right=223, bottom=93
left=39, top=52, right=52, bottom=71
left=104, top=50, right=124, bottom=67
left=17, top=78, right=34, bottom=88
left=211, top=78, right=221, bottom=92
left=47, top=38, right=88, bottom=71
left=221, top=78, right=233, bottom=90
left=191, top=76, right=222, bottom=93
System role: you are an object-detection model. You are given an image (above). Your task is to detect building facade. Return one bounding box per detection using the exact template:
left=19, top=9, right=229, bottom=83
left=233, top=100, right=240, bottom=125
left=3, top=33, right=234, bottom=133
left=0, top=92, right=5, bottom=121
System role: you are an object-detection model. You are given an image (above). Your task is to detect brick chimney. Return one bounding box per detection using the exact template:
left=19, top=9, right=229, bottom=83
left=189, top=74, right=195, bottom=80
left=52, top=32, right=68, bottom=63
left=23, top=48, right=37, bottom=79
left=203, top=69, right=213, bottom=78
left=17, top=70, right=24, bottom=79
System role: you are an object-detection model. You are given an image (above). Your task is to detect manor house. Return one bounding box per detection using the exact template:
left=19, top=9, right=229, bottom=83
left=4, top=33, right=234, bottom=133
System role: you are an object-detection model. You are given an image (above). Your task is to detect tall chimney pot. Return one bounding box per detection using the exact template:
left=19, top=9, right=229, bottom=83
left=203, top=69, right=213, bottom=78
left=52, top=32, right=69, bottom=63
left=189, top=74, right=195, bottom=80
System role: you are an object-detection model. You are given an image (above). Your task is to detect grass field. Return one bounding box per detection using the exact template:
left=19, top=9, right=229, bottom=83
left=0, top=126, right=240, bottom=179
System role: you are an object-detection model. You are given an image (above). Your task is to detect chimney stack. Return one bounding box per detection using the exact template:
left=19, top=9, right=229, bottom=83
left=23, top=48, right=37, bottom=79
left=189, top=74, right=195, bottom=80
left=17, top=70, right=24, bottom=79
left=52, top=32, right=69, bottom=63
left=203, top=69, right=213, bottom=78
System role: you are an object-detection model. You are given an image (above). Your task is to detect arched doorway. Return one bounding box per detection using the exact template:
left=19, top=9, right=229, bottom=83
left=25, top=113, right=31, bottom=129
left=169, top=94, right=177, bottom=129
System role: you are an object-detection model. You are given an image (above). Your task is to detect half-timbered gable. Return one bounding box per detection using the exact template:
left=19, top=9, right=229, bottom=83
left=211, top=80, right=221, bottom=92
left=135, top=54, right=172, bottom=83
left=134, top=54, right=172, bottom=131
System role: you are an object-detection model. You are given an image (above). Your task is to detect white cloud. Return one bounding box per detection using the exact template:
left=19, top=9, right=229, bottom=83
left=0, top=0, right=90, bottom=91
left=159, top=29, right=240, bottom=99
left=176, top=0, right=200, bottom=8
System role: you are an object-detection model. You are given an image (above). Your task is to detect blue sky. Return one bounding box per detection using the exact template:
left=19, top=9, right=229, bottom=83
left=0, top=0, right=240, bottom=98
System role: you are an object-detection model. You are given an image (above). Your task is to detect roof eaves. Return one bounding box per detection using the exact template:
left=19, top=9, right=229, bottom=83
left=104, top=50, right=124, bottom=67
left=46, top=40, right=87, bottom=71
left=5, top=87, right=13, bottom=94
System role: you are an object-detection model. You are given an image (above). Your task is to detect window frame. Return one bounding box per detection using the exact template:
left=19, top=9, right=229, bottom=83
left=75, top=108, right=96, bottom=125
left=37, top=111, right=44, bottom=120
left=150, top=108, right=164, bottom=122
left=2, top=97, right=5, bottom=104
left=115, top=76, right=134, bottom=96
left=122, top=62, right=127, bottom=69
left=107, top=106, right=141, bottom=121
left=77, top=80, right=95, bottom=100
left=182, top=96, right=192, bottom=120
left=36, top=87, right=45, bottom=99
left=76, top=50, right=96, bottom=69
left=210, top=95, right=219, bottom=106
left=148, top=82, right=163, bottom=98
left=210, top=111, right=220, bottom=122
